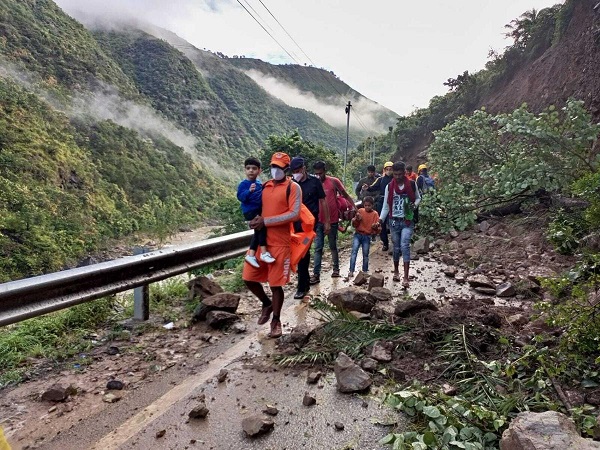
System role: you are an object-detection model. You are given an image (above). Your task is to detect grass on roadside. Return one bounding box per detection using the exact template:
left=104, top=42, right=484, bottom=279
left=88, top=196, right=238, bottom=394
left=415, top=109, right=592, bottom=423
left=0, top=298, right=117, bottom=387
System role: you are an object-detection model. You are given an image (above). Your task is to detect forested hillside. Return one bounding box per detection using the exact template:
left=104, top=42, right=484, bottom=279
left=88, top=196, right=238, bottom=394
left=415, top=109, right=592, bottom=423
left=1, top=0, right=394, bottom=281
left=139, top=26, right=364, bottom=153
left=227, top=57, right=398, bottom=130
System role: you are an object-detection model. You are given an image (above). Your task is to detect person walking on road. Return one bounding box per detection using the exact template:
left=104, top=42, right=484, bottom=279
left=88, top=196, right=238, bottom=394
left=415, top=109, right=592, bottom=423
left=348, top=196, right=380, bottom=277
left=356, top=164, right=380, bottom=202
left=379, top=161, right=421, bottom=288
left=290, top=156, right=328, bottom=299
left=243, top=152, right=301, bottom=338
left=237, top=157, right=276, bottom=268
left=310, top=160, right=355, bottom=284
left=365, top=161, right=394, bottom=251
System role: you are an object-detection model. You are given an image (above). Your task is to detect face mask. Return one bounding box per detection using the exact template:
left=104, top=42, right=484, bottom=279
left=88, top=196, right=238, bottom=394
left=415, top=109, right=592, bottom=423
left=271, top=167, right=285, bottom=180
left=292, top=172, right=303, bottom=182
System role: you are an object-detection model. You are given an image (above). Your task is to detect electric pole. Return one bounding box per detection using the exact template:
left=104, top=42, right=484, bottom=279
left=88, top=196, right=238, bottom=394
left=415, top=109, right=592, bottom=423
left=344, top=101, right=351, bottom=183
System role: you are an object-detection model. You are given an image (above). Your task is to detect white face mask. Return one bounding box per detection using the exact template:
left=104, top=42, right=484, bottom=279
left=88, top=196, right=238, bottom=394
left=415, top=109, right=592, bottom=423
left=292, top=172, right=303, bottom=182
left=271, top=167, right=285, bottom=180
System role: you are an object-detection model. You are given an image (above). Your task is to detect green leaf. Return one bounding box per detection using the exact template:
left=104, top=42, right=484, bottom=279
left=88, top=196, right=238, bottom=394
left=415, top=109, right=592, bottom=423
left=422, top=406, right=441, bottom=419
left=378, top=433, right=396, bottom=445
left=423, top=431, right=437, bottom=446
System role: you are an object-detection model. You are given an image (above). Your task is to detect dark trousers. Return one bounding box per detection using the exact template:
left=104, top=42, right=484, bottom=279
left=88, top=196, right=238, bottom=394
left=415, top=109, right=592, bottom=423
left=244, top=208, right=266, bottom=251
left=376, top=201, right=389, bottom=247
left=297, top=249, right=311, bottom=292
left=380, top=217, right=389, bottom=247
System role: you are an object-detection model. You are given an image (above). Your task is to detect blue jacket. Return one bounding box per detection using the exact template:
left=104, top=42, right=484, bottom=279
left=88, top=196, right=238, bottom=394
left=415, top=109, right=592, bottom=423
left=237, top=179, right=262, bottom=215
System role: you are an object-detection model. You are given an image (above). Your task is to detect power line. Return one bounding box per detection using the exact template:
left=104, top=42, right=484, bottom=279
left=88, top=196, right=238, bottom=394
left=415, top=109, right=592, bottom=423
left=253, top=1, right=372, bottom=132
left=237, top=0, right=372, bottom=133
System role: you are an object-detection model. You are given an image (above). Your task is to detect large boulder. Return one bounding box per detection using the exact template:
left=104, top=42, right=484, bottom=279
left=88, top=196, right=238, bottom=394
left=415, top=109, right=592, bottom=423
left=412, top=237, right=430, bottom=254
left=187, top=276, right=223, bottom=301
left=368, top=273, right=385, bottom=290
left=333, top=352, right=372, bottom=393
left=370, top=287, right=393, bottom=302
left=500, top=411, right=600, bottom=450
left=328, top=287, right=376, bottom=314
left=192, top=293, right=240, bottom=321
left=394, top=298, right=438, bottom=318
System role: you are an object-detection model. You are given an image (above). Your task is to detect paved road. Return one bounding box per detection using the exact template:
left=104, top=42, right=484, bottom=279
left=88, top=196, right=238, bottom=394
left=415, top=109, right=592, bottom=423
left=19, top=242, right=472, bottom=449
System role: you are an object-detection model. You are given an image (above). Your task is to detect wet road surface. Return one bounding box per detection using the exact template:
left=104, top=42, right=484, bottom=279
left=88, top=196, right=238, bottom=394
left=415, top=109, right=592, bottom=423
left=15, top=239, right=479, bottom=450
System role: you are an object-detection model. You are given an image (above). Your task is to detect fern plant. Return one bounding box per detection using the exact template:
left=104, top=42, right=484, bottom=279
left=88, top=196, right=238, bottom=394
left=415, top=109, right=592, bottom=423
left=276, top=299, right=409, bottom=366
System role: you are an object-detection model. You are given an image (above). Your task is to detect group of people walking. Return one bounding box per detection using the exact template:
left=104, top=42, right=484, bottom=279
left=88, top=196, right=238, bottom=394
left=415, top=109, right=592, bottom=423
left=236, top=152, right=434, bottom=338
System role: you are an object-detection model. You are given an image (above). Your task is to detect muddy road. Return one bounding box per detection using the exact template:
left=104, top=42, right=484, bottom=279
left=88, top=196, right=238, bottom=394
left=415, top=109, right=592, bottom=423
left=1, top=222, right=554, bottom=450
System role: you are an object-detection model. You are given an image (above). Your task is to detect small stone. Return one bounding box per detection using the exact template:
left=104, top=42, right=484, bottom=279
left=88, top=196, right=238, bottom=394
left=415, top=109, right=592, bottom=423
left=442, top=383, right=457, bottom=396
left=155, top=429, right=166, bottom=438
left=106, top=346, right=120, bottom=355
left=263, top=405, right=279, bottom=416
left=360, top=357, right=378, bottom=372
left=106, top=380, right=124, bottom=390
left=334, top=422, right=345, bottom=431
left=302, top=392, right=316, bottom=406
left=242, top=415, right=274, bottom=437
left=41, top=384, right=68, bottom=403
left=306, top=371, right=322, bottom=384
left=188, top=404, right=209, bottom=419
left=48, top=406, right=57, bottom=413
left=103, top=393, right=121, bottom=403
left=216, top=369, right=228, bottom=383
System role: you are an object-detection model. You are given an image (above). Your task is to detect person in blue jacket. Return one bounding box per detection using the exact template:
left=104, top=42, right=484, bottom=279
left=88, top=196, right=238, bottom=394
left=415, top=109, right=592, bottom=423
left=237, top=157, right=276, bottom=268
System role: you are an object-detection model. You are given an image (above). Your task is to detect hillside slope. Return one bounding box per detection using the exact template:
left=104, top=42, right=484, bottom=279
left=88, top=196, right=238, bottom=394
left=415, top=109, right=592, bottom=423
left=483, top=0, right=600, bottom=119
left=227, top=57, right=398, bottom=131
left=379, top=0, right=599, bottom=167
left=141, top=26, right=359, bottom=153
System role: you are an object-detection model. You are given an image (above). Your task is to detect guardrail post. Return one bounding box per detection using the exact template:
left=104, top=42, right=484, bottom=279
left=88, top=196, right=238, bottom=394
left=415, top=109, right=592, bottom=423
left=133, top=246, right=150, bottom=320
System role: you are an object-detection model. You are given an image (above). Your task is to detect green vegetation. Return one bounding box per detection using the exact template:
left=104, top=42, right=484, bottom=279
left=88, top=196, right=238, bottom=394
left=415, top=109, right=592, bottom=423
left=0, top=298, right=116, bottom=387
left=349, top=1, right=577, bottom=175
left=0, top=77, right=225, bottom=280
left=379, top=322, right=600, bottom=449
left=0, top=0, right=138, bottom=97
left=276, top=299, right=409, bottom=366
left=421, top=99, right=600, bottom=234
left=93, top=30, right=253, bottom=162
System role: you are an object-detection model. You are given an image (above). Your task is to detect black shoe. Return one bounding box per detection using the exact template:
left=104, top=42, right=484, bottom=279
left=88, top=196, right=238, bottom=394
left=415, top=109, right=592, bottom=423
left=294, top=290, right=306, bottom=299
left=309, top=275, right=320, bottom=285
left=382, top=245, right=389, bottom=252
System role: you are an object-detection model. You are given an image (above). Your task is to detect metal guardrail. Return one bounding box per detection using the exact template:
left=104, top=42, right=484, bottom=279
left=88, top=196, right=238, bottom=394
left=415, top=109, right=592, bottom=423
left=0, top=230, right=253, bottom=327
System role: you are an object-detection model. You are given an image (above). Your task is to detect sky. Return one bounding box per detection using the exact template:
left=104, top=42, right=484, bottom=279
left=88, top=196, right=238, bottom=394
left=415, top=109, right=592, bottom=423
left=55, top=0, right=563, bottom=118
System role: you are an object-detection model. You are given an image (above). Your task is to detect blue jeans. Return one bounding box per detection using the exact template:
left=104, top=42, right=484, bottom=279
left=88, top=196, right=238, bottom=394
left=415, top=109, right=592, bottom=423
left=390, top=218, right=414, bottom=263
left=313, top=222, right=339, bottom=275
left=349, top=233, right=371, bottom=272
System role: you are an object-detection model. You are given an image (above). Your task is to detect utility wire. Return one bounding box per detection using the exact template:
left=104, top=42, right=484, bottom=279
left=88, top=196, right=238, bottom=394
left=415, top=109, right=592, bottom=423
left=240, top=0, right=303, bottom=63
left=254, top=0, right=372, bottom=132
left=237, top=0, right=371, bottom=133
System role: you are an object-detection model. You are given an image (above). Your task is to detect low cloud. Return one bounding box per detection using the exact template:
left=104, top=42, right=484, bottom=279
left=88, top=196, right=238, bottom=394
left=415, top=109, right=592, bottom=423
left=0, top=65, right=238, bottom=180
left=242, top=68, right=392, bottom=133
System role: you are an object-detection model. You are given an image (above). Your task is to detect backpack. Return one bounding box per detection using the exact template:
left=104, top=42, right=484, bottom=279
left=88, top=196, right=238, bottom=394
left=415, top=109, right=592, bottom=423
left=286, top=181, right=316, bottom=272
left=419, top=174, right=435, bottom=192
left=336, top=195, right=356, bottom=221
left=332, top=177, right=356, bottom=221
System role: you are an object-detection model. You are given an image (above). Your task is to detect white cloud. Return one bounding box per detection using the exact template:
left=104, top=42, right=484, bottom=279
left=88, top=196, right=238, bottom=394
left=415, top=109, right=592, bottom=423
left=242, top=68, right=391, bottom=132
left=55, top=0, right=564, bottom=117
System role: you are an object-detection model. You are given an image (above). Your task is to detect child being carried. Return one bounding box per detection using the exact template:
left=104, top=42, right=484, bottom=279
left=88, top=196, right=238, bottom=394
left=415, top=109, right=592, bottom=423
left=237, top=157, right=275, bottom=268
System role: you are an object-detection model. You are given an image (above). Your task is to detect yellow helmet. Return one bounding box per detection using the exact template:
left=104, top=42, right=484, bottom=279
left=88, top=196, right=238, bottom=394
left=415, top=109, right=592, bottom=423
left=417, top=164, right=427, bottom=172
left=383, top=161, right=393, bottom=169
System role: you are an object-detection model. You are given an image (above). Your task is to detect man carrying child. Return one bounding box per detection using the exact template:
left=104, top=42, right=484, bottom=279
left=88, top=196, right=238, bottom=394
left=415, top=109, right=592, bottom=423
left=237, top=157, right=275, bottom=268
